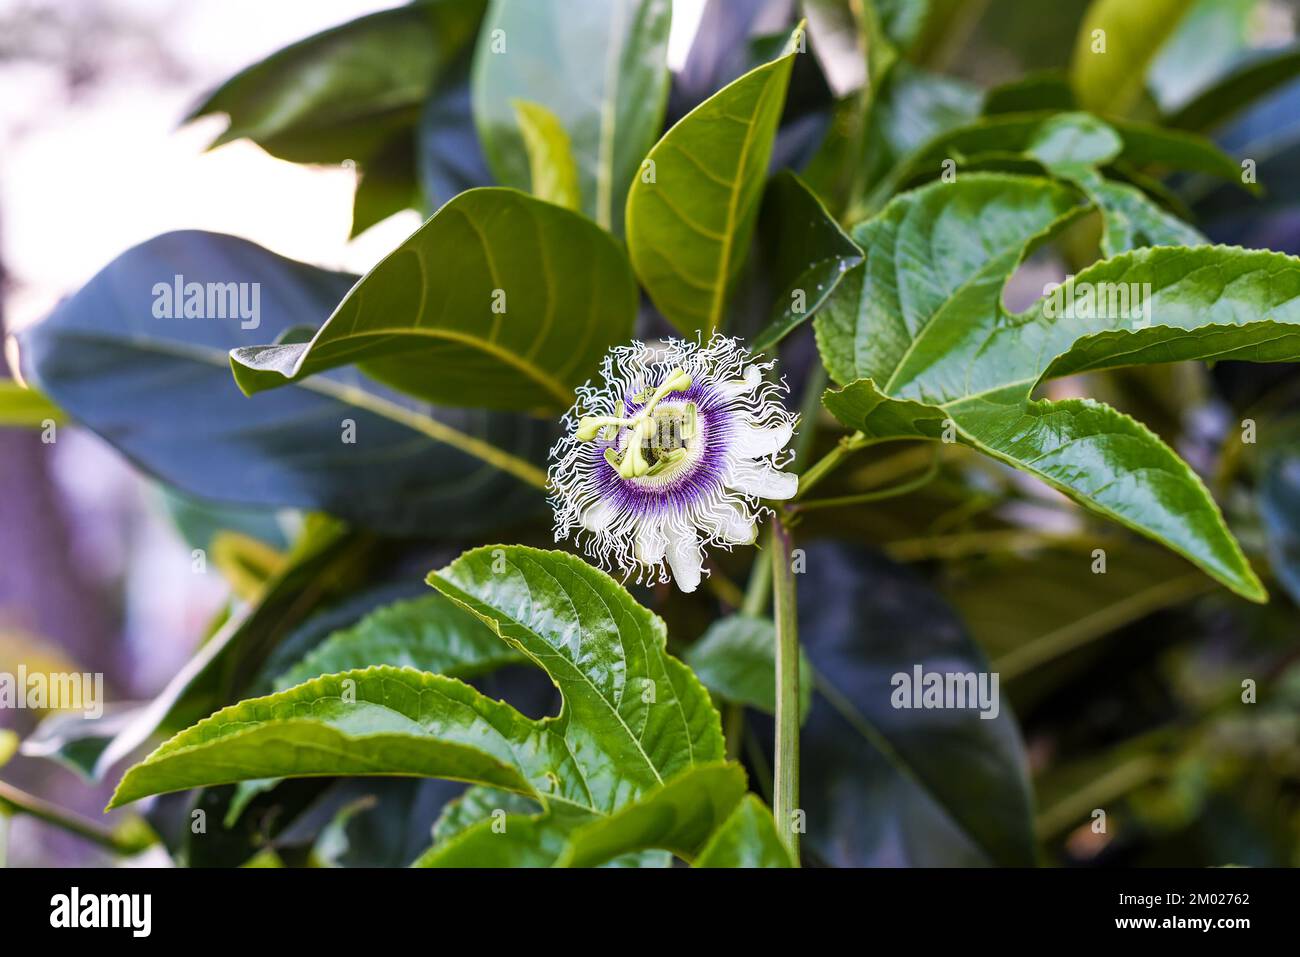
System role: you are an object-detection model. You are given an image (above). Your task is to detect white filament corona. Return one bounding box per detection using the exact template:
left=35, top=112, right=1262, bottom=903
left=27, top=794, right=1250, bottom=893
left=548, top=335, right=799, bottom=593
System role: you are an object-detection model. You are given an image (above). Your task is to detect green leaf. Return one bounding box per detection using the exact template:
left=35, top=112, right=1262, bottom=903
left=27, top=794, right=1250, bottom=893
left=229, top=188, right=638, bottom=412
left=693, top=794, right=793, bottom=868
left=415, top=763, right=742, bottom=867
left=626, top=25, right=803, bottom=337
left=1020, top=113, right=1206, bottom=255
left=110, top=547, right=726, bottom=825
left=274, top=593, right=523, bottom=690
left=752, top=171, right=862, bottom=352
left=817, top=174, right=1298, bottom=601
left=684, top=615, right=813, bottom=721
left=473, top=0, right=672, bottom=233
left=1070, top=0, right=1195, bottom=116
left=512, top=100, right=582, bottom=211
left=1164, top=43, right=1300, bottom=131
left=190, top=0, right=484, bottom=166
left=14, top=231, right=550, bottom=533
left=0, top=380, right=63, bottom=428
left=875, top=111, right=1246, bottom=205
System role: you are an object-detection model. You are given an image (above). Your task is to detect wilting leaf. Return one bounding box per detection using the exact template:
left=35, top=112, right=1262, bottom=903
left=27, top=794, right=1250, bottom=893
left=1070, top=0, right=1195, bottom=116
left=752, top=171, right=862, bottom=351
left=473, top=0, right=672, bottom=233
left=513, top=100, right=582, bottom=211
left=230, top=189, right=637, bottom=412
left=684, top=614, right=812, bottom=721
left=796, top=543, right=1035, bottom=866
left=693, top=793, right=793, bottom=867
left=817, top=173, right=1300, bottom=601
left=626, top=25, right=803, bottom=337
left=14, top=231, right=549, bottom=534
left=110, top=547, right=739, bottom=866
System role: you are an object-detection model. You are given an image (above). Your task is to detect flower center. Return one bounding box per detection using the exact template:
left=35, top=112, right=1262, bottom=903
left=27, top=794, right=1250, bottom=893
left=575, top=367, right=696, bottom=480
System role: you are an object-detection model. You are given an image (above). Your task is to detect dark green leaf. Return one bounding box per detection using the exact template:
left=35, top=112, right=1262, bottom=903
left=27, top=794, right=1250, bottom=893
left=684, top=614, right=812, bottom=721
left=230, top=189, right=637, bottom=412
left=14, top=231, right=549, bottom=533
left=752, top=171, right=862, bottom=351
left=1164, top=44, right=1300, bottom=132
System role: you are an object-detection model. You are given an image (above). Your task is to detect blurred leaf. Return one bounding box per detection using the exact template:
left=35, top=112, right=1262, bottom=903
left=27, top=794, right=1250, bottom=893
left=1070, top=0, right=1195, bottom=116
left=1258, top=430, right=1300, bottom=606
left=626, top=25, right=802, bottom=337
left=684, top=614, right=813, bottom=720
left=0, top=380, right=63, bottom=428
left=230, top=189, right=637, bottom=412
left=419, top=49, right=495, bottom=207
left=1165, top=43, right=1300, bottom=132
left=0, top=731, right=17, bottom=769
left=473, top=0, right=672, bottom=233
left=512, top=100, right=582, bottom=210
left=983, top=71, right=1077, bottom=115
left=1147, top=0, right=1257, bottom=114
left=818, top=174, right=1294, bottom=601
left=273, top=593, right=523, bottom=689
left=693, top=793, right=793, bottom=867
left=796, top=543, right=1035, bottom=865
left=752, top=170, right=862, bottom=351
left=190, top=0, right=485, bottom=165
left=15, top=231, right=549, bottom=535
left=210, top=531, right=286, bottom=602
left=350, top=128, right=421, bottom=238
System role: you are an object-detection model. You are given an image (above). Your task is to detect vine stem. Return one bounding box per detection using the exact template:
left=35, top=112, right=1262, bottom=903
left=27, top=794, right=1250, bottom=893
left=770, top=515, right=801, bottom=865
left=0, top=780, right=154, bottom=856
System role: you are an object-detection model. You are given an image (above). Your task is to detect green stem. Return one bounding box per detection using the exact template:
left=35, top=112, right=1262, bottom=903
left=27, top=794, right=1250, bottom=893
left=0, top=780, right=153, bottom=856
left=791, top=450, right=939, bottom=514
left=794, top=431, right=874, bottom=501
left=770, top=517, right=801, bottom=865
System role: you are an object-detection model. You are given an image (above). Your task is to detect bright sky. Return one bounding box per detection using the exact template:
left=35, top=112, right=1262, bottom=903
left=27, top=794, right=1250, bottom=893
left=0, top=0, right=706, bottom=334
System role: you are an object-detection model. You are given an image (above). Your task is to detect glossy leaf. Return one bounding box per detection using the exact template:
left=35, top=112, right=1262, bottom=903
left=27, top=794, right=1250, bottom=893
left=110, top=547, right=726, bottom=821
left=513, top=100, right=582, bottom=211
left=752, top=171, right=862, bottom=352
left=473, top=0, right=672, bottom=233
left=684, top=614, right=812, bottom=721
left=626, top=25, right=803, bottom=337
left=274, top=593, right=523, bottom=690
left=693, top=794, right=793, bottom=867
left=816, top=174, right=1300, bottom=601
left=190, top=0, right=484, bottom=166
left=230, top=189, right=637, bottom=412
left=14, top=231, right=549, bottom=534
left=415, top=763, right=743, bottom=867
left=1070, top=0, right=1195, bottom=116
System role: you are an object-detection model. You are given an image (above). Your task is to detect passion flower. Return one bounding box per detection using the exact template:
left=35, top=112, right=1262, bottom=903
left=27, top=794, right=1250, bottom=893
left=549, top=335, right=798, bottom=593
